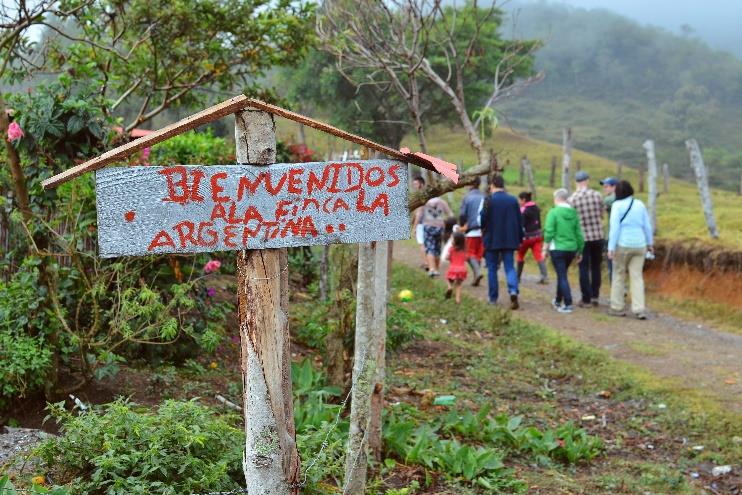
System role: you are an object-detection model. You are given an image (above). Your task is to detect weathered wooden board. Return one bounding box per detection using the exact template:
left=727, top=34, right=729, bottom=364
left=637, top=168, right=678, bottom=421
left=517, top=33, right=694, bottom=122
left=95, top=160, right=409, bottom=257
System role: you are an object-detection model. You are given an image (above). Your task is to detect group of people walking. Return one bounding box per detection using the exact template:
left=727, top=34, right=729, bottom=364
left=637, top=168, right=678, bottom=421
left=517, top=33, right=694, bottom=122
left=412, top=170, right=655, bottom=319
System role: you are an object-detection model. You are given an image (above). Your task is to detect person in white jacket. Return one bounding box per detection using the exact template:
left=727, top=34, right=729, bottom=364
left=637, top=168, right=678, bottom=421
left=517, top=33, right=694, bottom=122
left=607, top=180, right=654, bottom=319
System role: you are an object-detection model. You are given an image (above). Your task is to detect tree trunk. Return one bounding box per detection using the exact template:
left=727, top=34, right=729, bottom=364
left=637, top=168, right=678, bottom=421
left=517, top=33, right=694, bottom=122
left=549, top=155, right=556, bottom=187
left=0, top=97, right=31, bottom=223
left=663, top=163, right=670, bottom=194
left=561, top=128, right=572, bottom=194
left=368, top=240, right=389, bottom=461
left=319, top=245, right=330, bottom=302
left=522, top=156, right=536, bottom=199
left=235, top=109, right=300, bottom=495
left=344, top=241, right=377, bottom=495
left=686, top=139, right=719, bottom=239
left=617, top=161, right=623, bottom=179
left=643, top=140, right=658, bottom=234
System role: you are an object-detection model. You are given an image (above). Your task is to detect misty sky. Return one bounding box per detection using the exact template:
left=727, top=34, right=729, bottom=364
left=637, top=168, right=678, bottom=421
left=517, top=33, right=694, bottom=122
left=522, top=0, right=742, bottom=56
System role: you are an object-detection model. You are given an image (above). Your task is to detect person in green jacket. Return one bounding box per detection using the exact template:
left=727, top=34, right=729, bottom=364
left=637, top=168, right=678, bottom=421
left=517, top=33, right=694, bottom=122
left=542, top=188, right=585, bottom=313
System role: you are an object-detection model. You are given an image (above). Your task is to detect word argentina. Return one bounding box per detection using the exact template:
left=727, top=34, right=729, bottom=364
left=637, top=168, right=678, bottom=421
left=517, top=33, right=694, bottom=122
left=95, top=160, right=409, bottom=257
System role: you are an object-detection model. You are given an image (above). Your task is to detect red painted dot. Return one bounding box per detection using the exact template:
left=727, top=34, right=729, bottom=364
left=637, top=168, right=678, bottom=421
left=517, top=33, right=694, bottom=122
left=325, top=224, right=334, bottom=234
left=124, top=211, right=136, bottom=222
left=339, top=223, right=346, bottom=231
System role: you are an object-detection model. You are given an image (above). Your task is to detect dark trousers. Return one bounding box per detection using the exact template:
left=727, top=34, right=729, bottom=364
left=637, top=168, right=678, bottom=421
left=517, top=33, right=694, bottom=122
left=579, top=240, right=604, bottom=303
left=484, top=249, right=518, bottom=303
left=551, top=250, right=576, bottom=307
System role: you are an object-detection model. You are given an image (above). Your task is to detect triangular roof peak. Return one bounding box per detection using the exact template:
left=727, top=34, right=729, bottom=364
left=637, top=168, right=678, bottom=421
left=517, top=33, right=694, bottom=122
left=42, top=95, right=457, bottom=190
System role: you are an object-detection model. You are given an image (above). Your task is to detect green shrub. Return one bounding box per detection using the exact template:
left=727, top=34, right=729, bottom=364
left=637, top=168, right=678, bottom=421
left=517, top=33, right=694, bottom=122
left=0, top=332, right=52, bottom=409
left=0, top=476, right=70, bottom=495
left=387, top=303, right=424, bottom=351
left=38, top=399, right=244, bottom=494
left=148, top=129, right=233, bottom=165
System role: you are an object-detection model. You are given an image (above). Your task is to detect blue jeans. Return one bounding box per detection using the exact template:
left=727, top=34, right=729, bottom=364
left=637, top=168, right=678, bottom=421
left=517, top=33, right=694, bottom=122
left=550, top=250, right=576, bottom=307
left=484, top=249, right=519, bottom=303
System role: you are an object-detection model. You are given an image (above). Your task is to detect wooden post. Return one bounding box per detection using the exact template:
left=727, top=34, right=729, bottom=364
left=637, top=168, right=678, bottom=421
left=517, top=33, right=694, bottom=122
left=235, top=109, right=300, bottom=495
left=549, top=155, right=557, bottom=187
left=686, top=139, right=719, bottom=239
left=345, top=146, right=377, bottom=494
left=522, top=155, right=536, bottom=199
left=617, top=161, right=623, bottom=179
left=562, top=127, right=572, bottom=194
left=638, top=166, right=645, bottom=193
left=368, top=240, right=389, bottom=460
left=518, top=158, right=525, bottom=186
left=576, top=160, right=582, bottom=172
left=663, top=163, right=670, bottom=194
left=738, top=169, right=742, bottom=196
left=643, top=140, right=658, bottom=233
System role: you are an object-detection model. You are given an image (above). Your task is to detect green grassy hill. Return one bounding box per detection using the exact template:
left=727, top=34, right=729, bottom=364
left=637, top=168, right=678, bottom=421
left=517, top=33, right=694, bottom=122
left=277, top=120, right=742, bottom=249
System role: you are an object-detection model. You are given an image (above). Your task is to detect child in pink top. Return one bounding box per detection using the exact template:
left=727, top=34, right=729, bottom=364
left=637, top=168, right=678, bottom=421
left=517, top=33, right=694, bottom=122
left=445, top=231, right=468, bottom=304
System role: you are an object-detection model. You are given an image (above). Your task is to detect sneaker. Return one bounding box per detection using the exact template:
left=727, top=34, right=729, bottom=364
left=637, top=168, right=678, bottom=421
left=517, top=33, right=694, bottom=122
left=445, top=288, right=453, bottom=299
left=429, top=270, right=439, bottom=278
left=538, top=277, right=548, bottom=285
left=557, top=305, right=574, bottom=314
left=577, top=300, right=592, bottom=308
left=510, top=294, right=519, bottom=310
left=552, top=299, right=561, bottom=310
left=635, top=312, right=648, bottom=320
left=591, top=299, right=600, bottom=308
left=607, top=309, right=626, bottom=317
left=472, top=274, right=483, bottom=287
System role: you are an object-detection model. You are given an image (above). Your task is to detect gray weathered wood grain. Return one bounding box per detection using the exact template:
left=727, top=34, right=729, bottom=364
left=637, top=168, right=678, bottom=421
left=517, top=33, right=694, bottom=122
left=95, top=160, right=409, bottom=257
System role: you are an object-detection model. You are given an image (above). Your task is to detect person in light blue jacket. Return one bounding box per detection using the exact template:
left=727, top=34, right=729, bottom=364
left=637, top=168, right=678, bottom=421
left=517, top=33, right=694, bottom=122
left=607, top=180, right=654, bottom=319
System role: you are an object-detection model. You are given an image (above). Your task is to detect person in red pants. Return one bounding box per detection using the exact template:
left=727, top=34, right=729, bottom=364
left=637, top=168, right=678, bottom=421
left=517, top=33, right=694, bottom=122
left=517, top=191, right=548, bottom=284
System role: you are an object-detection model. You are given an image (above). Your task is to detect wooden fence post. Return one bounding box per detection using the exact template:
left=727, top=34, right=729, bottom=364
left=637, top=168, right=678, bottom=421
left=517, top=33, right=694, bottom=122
left=686, top=139, right=719, bottom=239
left=549, top=155, right=556, bottom=187
left=576, top=160, right=582, bottom=172
left=235, top=109, right=300, bottom=495
left=643, top=140, right=658, bottom=233
left=738, top=169, right=742, bottom=196
left=368, top=240, right=389, bottom=460
left=562, top=127, right=572, bottom=194
left=521, top=155, right=536, bottom=199
left=663, top=163, right=670, bottom=194
left=518, top=158, right=525, bottom=186
left=616, top=161, right=623, bottom=179
left=638, top=167, right=645, bottom=193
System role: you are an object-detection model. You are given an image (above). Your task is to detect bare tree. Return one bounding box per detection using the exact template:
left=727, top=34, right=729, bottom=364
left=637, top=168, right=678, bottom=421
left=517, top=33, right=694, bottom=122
left=318, top=0, right=542, bottom=174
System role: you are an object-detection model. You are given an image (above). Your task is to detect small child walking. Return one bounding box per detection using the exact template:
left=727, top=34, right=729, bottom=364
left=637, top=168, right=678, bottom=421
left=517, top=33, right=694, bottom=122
left=444, top=230, right=468, bottom=304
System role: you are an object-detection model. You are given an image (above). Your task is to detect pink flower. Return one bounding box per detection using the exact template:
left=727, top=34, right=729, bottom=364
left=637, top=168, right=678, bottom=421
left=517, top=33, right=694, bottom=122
left=142, top=147, right=151, bottom=162
left=203, top=259, right=221, bottom=274
left=206, top=287, right=216, bottom=297
left=7, top=121, right=23, bottom=141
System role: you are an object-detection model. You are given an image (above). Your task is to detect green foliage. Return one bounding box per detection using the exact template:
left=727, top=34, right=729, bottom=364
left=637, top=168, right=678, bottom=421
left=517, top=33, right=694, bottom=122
left=38, top=399, right=244, bottom=494
left=387, top=303, right=424, bottom=351
left=0, top=332, right=52, bottom=408
left=291, top=360, right=342, bottom=433
left=0, top=476, right=70, bottom=495
left=148, top=130, right=233, bottom=166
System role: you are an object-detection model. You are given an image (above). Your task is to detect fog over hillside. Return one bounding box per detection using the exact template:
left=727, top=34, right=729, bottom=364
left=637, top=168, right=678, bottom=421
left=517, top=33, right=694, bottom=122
left=510, top=0, right=742, bottom=58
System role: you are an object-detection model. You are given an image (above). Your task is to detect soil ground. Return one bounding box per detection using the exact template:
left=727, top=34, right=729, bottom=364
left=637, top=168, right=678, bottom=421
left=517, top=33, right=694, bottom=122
left=394, top=240, right=742, bottom=412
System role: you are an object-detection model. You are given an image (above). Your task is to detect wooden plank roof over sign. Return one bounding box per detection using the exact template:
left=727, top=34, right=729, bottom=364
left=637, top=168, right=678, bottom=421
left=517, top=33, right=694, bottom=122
left=41, top=95, right=459, bottom=190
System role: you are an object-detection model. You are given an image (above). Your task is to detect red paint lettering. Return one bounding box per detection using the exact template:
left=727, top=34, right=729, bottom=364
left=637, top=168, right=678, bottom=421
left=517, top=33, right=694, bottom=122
left=227, top=203, right=241, bottom=224
left=159, top=166, right=189, bottom=203
left=307, top=166, right=331, bottom=195
left=275, top=200, right=292, bottom=222
left=197, top=222, right=218, bottom=247
left=174, top=221, right=197, bottom=248
left=280, top=218, right=302, bottom=238
left=224, top=225, right=238, bottom=247
left=288, top=168, right=303, bottom=194
left=344, top=163, right=365, bottom=192
left=356, top=189, right=389, bottom=215
left=387, top=164, right=401, bottom=187
left=302, top=198, right=320, bottom=212
left=365, top=166, right=385, bottom=187
left=328, top=163, right=343, bottom=193
left=264, top=172, right=288, bottom=196
left=210, top=172, right=230, bottom=202
left=210, top=203, right=228, bottom=222
left=242, top=224, right=261, bottom=245
left=333, top=198, right=350, bottom=212
left=243, top=206, right=264, bottom=224
left=302, top=216, right=318, bottom=237
left=147, top=230, right=176, bottom=251
left=237, top=174, right=264, bottom=201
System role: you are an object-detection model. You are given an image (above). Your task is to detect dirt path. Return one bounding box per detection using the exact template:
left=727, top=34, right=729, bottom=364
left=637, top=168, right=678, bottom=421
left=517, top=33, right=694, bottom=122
left=394, top=241, right=742, bottom=412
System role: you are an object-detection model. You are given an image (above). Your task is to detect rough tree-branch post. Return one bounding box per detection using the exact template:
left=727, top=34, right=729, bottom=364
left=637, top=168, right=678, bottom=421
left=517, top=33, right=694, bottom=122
left=663, top=163, right=670, bottom=194
left=562, top=127, right=572, bottom=193
left=522, top=155, right=536, bottom=199
left=643, top=140, right=658, bottom=233
left=686, top=139, right=719, bottom=239
left=41, top=95, right=458, bottom=495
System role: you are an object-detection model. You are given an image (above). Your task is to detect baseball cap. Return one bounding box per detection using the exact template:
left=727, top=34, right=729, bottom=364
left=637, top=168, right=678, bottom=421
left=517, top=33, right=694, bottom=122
left=599, top=177, right=618, bottom=186
left=575, top=171, right=590, bottom=182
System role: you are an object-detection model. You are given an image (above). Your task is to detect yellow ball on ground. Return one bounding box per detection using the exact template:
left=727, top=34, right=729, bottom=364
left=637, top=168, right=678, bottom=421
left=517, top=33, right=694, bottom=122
left=398, top=289, right=413, bottom=302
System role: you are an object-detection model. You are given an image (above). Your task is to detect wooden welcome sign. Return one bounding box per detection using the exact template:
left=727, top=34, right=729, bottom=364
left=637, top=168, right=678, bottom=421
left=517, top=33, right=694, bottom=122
left=41, top=96, right=457, bottom=495
left=96, top=160, right=408, bottom=257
